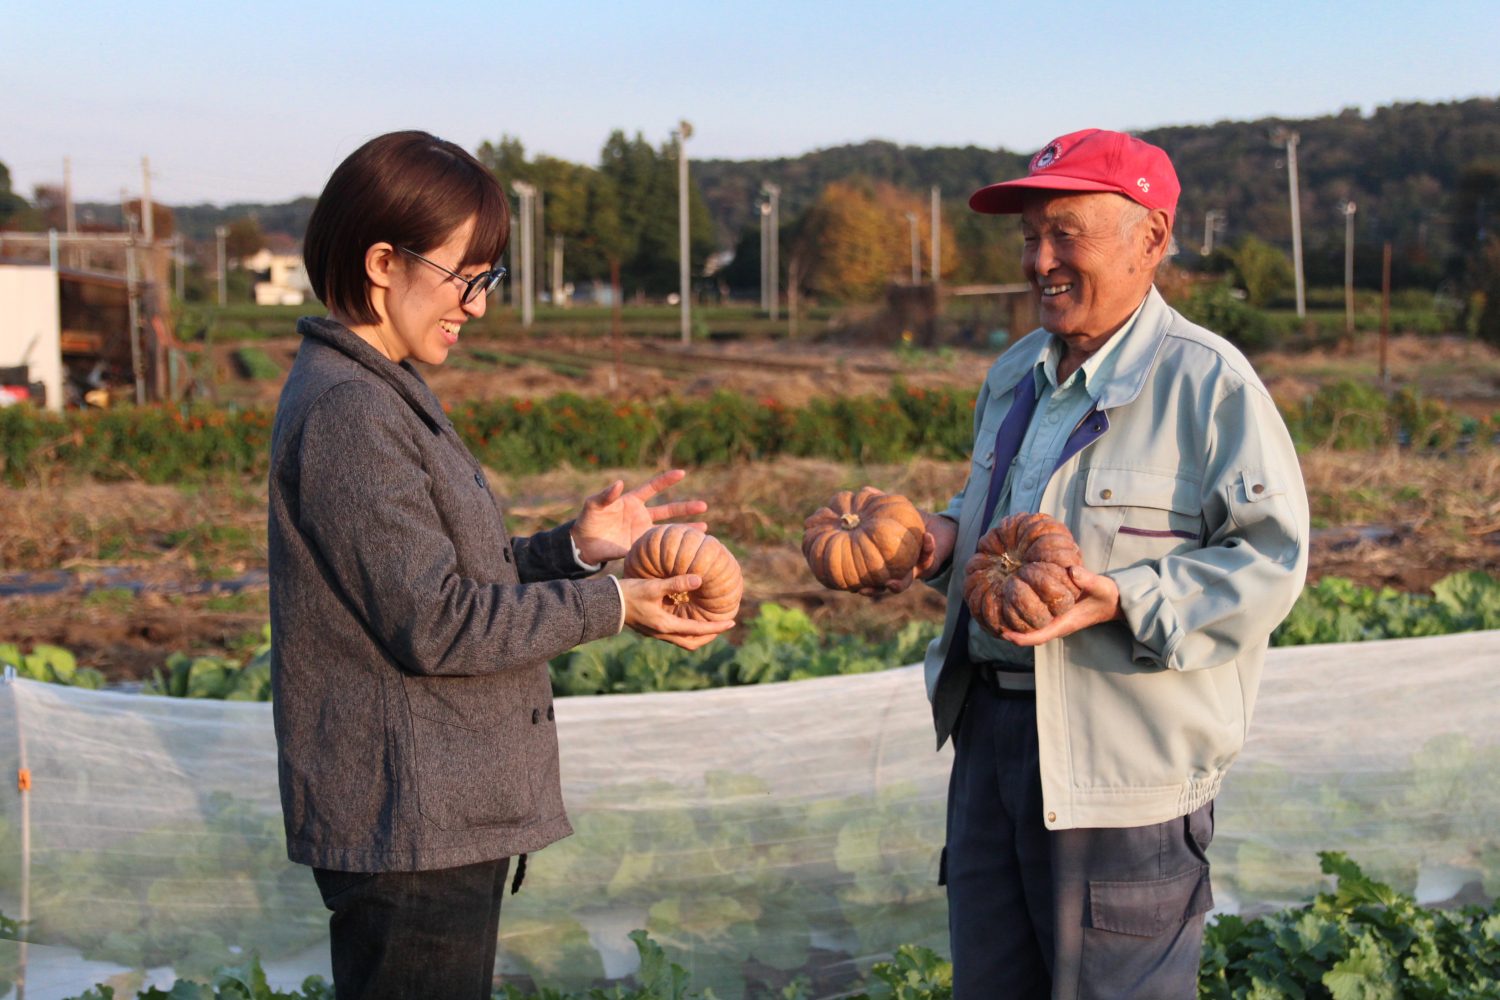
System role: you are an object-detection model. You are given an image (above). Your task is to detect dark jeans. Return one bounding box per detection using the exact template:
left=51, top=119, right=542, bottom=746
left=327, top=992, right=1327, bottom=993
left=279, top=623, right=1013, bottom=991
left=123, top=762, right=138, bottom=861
left=312, top=857, right=512, bottom=1000
left=944, top=679, right=1215, bottom=1000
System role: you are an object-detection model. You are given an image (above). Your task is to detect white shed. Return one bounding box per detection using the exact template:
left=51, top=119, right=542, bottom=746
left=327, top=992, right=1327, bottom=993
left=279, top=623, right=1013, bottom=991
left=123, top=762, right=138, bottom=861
left=0, top=262, right=64, bottom=412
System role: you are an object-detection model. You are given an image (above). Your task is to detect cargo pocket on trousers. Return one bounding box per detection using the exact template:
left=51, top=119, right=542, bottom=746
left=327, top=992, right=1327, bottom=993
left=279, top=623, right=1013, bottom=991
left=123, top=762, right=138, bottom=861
left=1088, top=864, right=1214, bottom=937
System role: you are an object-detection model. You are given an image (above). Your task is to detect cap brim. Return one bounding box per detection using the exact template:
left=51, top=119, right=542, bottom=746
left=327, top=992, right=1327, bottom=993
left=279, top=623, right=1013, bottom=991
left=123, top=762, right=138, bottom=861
left=969, top=175, right=1129, bottom=214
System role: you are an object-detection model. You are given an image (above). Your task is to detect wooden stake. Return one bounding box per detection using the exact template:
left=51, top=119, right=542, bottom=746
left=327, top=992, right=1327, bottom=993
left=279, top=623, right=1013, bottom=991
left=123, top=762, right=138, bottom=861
left=1379, top=241, right=1392, bottom=385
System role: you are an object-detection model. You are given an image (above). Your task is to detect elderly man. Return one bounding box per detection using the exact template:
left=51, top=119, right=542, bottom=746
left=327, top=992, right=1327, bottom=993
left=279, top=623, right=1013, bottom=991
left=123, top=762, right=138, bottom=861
left=887, top=129, right=1310, bottom=998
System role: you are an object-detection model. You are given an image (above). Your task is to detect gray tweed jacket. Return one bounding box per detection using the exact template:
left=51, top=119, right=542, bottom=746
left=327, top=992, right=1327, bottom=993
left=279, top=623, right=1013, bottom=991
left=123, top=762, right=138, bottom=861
left=267, top=316, right=622, bottom=872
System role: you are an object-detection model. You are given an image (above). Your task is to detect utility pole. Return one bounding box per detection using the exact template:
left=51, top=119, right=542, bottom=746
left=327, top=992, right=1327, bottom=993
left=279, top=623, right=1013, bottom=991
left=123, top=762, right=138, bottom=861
left=1201, top=209, right=1225, bottom=255
left=141, top=156, right=154, bottom=245
left=761, top=182, right=779, bottom=321
left=552, top=235, right=564, bottom=307
left=930, top=186, right=942, bottom=292
left=63, top=156, right=76, bottom=235
left=215, top=225, right=227, bottom=306
left=126, top=239, right=144, bottom=404
left=62, top=157, right=77, bottom=269
left=675, top=120, right=693, bottom=344
left=534, top=187, right=545, bottom=307
left=1343, top=201, right=1358, bottom=338
left=512, top=181, right=536, bottom=327
left=1272, top=129, right=1306, bottom=318
left=758, top=199, right=770, bottom=312
left=905, top=212, right=919, bottom=284
left=787, top=251, right=802, bottom=339
left=174, top=234, right=185, bottom=300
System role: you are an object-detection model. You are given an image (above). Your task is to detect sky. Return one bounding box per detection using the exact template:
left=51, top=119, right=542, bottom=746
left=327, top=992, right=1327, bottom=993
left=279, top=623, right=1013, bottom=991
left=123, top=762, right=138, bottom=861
left=3, top=0, right=1498, bottom=206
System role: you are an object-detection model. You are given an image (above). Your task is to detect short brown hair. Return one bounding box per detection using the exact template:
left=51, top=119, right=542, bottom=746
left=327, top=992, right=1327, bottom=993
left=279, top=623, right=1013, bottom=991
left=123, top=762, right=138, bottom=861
left=303, top=131, right=510, bottom=325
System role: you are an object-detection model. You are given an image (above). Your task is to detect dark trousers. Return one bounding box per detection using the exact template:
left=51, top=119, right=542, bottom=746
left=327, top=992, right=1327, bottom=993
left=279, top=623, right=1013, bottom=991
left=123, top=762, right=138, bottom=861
left=312, top=857, right=512, bottom=1000
left=944, top=679, right=1215, bottom=1000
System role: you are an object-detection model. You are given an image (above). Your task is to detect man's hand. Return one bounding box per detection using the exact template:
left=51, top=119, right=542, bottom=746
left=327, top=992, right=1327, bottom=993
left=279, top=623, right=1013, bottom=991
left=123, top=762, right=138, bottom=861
left=860, top=512, right=958, bottom=597
left=571, top=469, right=708, bottom=565
left=1000, top=565, right=1123, bottom=646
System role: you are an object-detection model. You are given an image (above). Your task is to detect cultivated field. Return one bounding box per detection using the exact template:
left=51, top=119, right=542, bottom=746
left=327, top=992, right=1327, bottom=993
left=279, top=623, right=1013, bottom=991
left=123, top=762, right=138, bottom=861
left=3, top=320, right=1499, bottom=680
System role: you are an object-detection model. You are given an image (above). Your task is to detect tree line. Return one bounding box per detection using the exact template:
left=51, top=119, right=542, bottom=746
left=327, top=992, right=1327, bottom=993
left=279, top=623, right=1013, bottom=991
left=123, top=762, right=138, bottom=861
left=3, top=97, right=1498, bottom=316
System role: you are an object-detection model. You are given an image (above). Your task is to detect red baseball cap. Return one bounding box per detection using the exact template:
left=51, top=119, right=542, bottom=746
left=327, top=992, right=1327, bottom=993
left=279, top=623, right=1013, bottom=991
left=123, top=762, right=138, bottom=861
left=969, top=128, right=1179, bottom=224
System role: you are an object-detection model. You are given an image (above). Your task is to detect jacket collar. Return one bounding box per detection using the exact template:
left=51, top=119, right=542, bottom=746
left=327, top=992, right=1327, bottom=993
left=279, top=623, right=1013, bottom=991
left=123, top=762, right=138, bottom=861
left=296, top=316, right=448, bottom=432
left=986, top=285, right=1173, bottom=412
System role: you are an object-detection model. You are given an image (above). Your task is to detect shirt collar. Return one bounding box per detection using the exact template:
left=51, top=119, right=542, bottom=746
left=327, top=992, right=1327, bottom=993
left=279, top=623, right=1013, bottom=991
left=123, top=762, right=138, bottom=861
left=1038, top=293, right=1151, bottom=397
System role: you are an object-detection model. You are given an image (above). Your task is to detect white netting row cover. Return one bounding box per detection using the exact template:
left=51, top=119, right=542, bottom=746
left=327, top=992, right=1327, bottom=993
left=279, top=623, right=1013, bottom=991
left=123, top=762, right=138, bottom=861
left=3, top=630, right=1499, bottom=999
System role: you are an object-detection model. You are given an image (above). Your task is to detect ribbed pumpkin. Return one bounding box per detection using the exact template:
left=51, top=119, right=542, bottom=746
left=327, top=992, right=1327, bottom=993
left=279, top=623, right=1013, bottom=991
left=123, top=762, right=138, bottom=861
left=802, top=486, right=928, bottom=592
left=964, top=512, right=1084, bottom=634
left=623, top=524, right=743, bottom=628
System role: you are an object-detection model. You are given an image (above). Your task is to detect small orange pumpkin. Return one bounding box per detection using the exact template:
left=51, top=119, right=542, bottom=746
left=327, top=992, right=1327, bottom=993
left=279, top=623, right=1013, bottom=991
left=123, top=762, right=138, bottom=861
left=624, top=524, right=743, bottom=628
left=964, top=512, right=1084, bottom=634
left=802, top=486, right=928, bottom=592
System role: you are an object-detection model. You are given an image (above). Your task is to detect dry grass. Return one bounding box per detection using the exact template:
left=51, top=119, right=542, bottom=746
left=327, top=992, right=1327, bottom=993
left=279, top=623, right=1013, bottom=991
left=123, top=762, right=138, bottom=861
left=4, top=448, right=1498, bottom=675
left=1298, top=447, right=1500, bottom=590
left=1, top=480, right=268, bottom=575
left=1301, top=448, right=1500, bottom=534
left=489, top=456, right=968, bottom=540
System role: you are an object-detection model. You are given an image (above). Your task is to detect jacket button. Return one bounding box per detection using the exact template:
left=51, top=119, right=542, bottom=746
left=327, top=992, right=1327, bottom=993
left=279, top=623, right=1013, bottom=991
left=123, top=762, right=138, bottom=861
left=1047, top=811, right=1057, bottom=823
left=503, top=547, right=512, bottom=563
left=1252, top=483, right=1265, bottom=494
left=1100, top=488, right=1113, bottom=500
left=547, top=705, right=554, bottom=721
left=531, top=708, right=540, bottom=724
left=474, top=471, right=484, bottom=487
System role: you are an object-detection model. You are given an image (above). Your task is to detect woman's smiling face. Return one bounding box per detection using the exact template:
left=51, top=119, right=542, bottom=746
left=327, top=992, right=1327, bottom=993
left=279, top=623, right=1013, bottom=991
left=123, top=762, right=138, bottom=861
left=370, top=215, right=492, bottom=366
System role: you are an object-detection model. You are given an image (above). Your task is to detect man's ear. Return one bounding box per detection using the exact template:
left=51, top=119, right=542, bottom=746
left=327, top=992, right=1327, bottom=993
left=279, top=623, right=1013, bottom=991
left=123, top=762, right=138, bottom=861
left=1142, top=210, right=1172, bottom=265
left=365, top=243, right=396, bottom=290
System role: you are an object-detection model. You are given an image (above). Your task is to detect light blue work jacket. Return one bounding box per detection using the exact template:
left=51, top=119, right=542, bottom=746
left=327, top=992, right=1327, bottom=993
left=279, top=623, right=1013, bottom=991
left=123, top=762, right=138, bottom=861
left=925, top=286, right=1310, bottom=830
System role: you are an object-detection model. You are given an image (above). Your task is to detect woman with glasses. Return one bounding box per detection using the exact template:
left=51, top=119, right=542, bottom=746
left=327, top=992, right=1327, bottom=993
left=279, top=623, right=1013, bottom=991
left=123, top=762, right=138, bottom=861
left=267, top=130, right=732, bottom=1000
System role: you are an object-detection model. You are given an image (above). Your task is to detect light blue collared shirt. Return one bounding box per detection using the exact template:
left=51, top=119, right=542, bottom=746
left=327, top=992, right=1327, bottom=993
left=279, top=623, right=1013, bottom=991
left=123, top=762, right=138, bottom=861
left=967, top=296, right=1148, bottom=665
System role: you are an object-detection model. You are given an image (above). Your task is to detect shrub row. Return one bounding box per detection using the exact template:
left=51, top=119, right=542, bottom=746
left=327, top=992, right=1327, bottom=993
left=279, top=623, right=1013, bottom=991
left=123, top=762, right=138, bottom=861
left=2, top=381, right=1495, bottom=485
left=1178, top=282, right=1459, bottom=352
left=0, top=386, right=974, bottom=485
left=0, top=404, right=273, bottom=484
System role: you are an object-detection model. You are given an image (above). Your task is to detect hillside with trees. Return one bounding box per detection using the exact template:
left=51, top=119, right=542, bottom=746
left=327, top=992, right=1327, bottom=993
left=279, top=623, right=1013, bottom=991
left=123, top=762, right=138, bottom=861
left=4, top=97, right=1498, bottom=314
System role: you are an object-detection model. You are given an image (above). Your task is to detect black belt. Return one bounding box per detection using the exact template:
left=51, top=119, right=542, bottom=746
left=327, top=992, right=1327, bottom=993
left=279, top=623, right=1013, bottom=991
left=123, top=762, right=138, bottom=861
left=971, top=660, right=1036, bottom=698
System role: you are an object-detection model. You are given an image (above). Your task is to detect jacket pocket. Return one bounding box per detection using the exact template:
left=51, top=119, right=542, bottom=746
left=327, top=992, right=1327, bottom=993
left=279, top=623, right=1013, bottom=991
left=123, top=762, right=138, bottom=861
left=403, top=673, right=560, bottom=831
left=1088, top=864, right=1214, bottom=937
left=1082, top=467, right=1204, bottom=571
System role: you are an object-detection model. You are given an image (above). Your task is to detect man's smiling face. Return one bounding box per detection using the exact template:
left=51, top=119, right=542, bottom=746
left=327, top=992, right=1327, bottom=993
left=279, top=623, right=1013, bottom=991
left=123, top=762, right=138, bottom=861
left=1020, top=191, right=1161, bottom=351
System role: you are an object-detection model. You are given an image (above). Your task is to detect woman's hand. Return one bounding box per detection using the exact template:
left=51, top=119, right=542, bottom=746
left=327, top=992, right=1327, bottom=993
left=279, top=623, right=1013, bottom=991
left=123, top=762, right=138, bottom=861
left=859, top=512, right=958, bottom=596
left=572, top=469, right=708, bottom=566
left=1000, top=565, right=1123, bottom=646
left=619, top=575, right=736, bottom=650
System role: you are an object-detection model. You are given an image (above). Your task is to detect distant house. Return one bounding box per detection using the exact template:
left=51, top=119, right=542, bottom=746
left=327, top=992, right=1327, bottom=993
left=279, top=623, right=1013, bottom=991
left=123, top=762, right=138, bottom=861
left=245, top=241, right=314, bottom=306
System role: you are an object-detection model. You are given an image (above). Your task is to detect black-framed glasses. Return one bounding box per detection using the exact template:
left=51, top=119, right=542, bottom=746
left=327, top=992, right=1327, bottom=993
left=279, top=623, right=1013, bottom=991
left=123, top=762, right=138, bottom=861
left=399, top=247, right=507, bottom=305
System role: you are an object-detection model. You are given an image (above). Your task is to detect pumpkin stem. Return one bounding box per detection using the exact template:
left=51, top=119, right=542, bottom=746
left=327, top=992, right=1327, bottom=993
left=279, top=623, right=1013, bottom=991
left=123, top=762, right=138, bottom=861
left=998, top=551, right=1022, bottom=576
left=839, top=513, right=861, bottom=530
left=666, top=591, right=691, bottom=606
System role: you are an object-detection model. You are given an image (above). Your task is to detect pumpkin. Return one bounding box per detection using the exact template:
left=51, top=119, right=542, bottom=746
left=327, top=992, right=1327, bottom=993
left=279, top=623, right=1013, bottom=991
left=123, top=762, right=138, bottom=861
left=623, top=524, right=743, bottom=628
left=801, top=486, right=928, bottom=592
left=963, top=512, right=1084, bottom=635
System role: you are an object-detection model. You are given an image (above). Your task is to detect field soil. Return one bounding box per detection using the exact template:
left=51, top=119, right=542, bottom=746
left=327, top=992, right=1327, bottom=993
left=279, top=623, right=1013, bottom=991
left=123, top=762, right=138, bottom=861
left=208, top=334, right=991, bottom=410
left=4, top=331, right=1499, bottom=680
